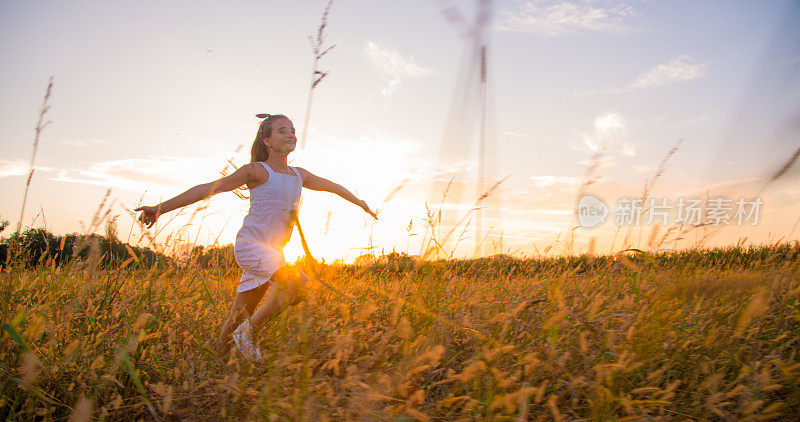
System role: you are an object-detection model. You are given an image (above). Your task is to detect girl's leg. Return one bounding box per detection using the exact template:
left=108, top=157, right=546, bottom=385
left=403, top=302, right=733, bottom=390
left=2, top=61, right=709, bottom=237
left=215, top=281, right=270, bottom=356
left=250, top=265, right=309, bottom=326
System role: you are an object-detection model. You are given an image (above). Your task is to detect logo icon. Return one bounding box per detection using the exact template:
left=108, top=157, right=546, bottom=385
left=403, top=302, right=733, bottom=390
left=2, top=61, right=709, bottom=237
left=576, top=194, right=609, bottom=228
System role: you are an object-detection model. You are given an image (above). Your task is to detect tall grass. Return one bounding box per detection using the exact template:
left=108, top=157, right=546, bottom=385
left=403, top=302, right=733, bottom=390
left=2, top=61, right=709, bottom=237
left=1, top=242, right=798, bottom=420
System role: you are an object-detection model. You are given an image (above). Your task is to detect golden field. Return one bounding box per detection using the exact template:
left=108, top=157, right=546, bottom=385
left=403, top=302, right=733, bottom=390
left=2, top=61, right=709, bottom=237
left=1, top=244, right=799, bottom=421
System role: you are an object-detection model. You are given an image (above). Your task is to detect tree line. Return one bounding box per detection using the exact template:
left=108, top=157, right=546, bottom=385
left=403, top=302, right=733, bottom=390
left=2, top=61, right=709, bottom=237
left=0, top=217, right=238, bottom=270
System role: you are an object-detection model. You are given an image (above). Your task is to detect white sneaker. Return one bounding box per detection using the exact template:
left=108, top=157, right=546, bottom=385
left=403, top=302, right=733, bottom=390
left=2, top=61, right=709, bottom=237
left=232, top=318, right=262, bottom=361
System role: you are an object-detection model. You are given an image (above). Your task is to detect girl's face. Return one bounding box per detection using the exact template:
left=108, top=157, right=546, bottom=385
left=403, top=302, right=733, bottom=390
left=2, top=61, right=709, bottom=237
left=263, top=118, right=297, bottom=154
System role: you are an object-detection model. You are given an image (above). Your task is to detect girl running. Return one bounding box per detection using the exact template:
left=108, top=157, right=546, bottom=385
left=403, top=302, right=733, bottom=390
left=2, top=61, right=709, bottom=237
left=135, top=114, right=377, bottom=361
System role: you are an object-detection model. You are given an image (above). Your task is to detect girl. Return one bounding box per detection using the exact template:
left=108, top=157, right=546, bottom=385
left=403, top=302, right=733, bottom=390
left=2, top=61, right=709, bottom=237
left=135, top=114, right=377, bottom=361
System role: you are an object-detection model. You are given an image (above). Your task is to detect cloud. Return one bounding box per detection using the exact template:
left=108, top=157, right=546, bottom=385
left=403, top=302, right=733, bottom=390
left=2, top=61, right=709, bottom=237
left=594, top=114, right=641, bottom=159
left=631, top=163, right=657, bottom=173
left=621, top=143, right=636, bottom=156
left=381, top=79, right=402, bottom=99
left=528, top=175, right=580, bottom=187
left=496, top=0, right=639, bottom=36
left=0, top=160, right=30, bottom=178
left=595, top=112, right=625, bottom=133
left=47, top=156, right=232, bottom=194
left=568, top=112, right=626, bottom=155
left=567, top=112, right=628, bottom=175
left=500, top=130, right=527, bottom=138
left=0, top=160, right=53, bottom=178
left=789, top=55, right=800, bottom=64
left=678, top=115, right=708, bottom=125
left=630, top=55, right=709, bottom=90
left=365, top=40, right=438, bottom=78
left=365, top=40, right=439, bottom=99
left=59, top=138, right=109, bottom=147
left=575, top=55, right=709, bottom=95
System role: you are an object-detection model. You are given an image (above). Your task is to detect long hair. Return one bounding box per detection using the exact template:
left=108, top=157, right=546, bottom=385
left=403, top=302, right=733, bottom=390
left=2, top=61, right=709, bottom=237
left=228, top=114, right=291, bottom=200
left=250, top=114, right=288, bottom=162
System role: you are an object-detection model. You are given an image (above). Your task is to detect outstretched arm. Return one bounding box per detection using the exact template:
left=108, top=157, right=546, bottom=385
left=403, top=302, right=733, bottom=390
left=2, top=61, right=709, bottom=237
left=297, top=167, right=378, bottom=220
left=135, top=163, right=254, bottom=228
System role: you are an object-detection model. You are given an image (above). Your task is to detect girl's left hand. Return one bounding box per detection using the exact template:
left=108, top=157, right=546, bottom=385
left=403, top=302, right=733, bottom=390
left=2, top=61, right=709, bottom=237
left=134, top=205, right=161, bottom=229
left=358, top=199, right=378, bottom=220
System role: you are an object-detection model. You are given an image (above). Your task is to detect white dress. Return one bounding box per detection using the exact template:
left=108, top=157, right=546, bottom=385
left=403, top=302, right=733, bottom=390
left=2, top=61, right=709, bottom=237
left=234, top=161, right=302, bottom=292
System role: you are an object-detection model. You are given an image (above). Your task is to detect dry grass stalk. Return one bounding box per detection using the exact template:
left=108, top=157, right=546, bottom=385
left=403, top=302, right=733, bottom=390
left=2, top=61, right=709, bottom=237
left=569, top=127, right=611, bottom=253
left=16, top=77, right=54, bottom=236
left=84, top=188, right=114, bottom=234
left=789, top=213, right=800, bottom=239
left=383, top=178, right=410, bottom=203
left=757, top=145, right=800, bottom=195
left=144, top=146, right=244, bottom=261
left=421, top=178, right=454, bottom=258
left=300, top=0, right=336, bottom=149
left=620, top=139, right=683, bottom=250
left=642, top=138, right=683, bottom=201
left=422, top=175, right=508, bottom=260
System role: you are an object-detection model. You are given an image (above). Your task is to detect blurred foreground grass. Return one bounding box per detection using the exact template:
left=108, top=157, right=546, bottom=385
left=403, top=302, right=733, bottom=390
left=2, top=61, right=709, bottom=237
left=1, top=243, right=799, bottom=420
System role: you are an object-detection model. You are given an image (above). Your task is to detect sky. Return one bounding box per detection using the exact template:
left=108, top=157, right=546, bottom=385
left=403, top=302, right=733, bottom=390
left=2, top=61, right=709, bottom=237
left=1, top=0, right=799, bottom=263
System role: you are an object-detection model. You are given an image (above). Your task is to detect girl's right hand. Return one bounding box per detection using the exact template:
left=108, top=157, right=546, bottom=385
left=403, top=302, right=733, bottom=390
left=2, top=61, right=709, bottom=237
left=134, top=205, right=161, bottom=229
left=358, top=199, right=378, bottom=220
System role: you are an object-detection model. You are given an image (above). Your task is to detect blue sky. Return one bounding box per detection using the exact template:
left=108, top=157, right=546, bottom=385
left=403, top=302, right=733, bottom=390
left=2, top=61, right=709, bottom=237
left=1, top=0, right=798, bottom=262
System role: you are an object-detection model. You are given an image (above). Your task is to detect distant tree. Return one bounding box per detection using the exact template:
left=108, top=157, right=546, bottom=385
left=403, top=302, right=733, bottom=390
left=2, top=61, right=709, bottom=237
left=0, top=225, right=173, bottom=270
